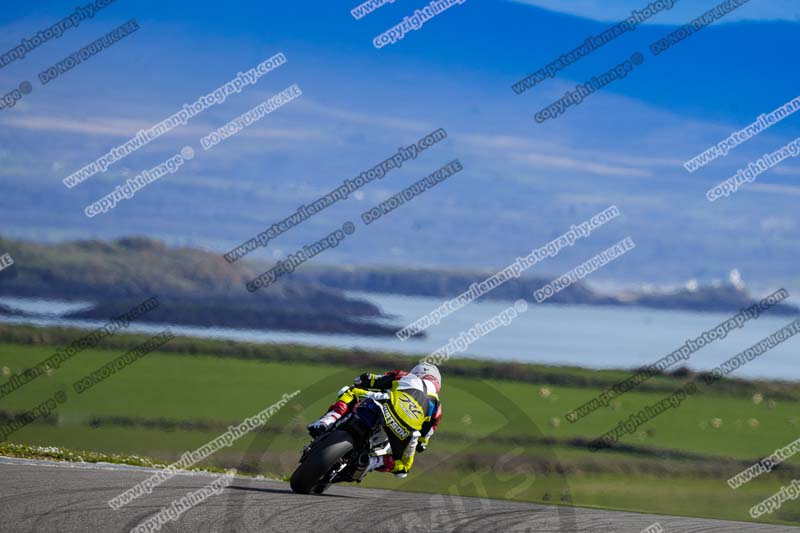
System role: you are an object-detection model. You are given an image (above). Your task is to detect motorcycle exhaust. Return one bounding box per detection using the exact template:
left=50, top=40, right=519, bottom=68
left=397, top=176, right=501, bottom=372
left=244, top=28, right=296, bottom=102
left=351, top=450, right=372, bottom=482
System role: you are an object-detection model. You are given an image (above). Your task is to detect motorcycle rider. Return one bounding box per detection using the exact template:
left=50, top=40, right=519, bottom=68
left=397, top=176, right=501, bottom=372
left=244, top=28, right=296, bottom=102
left=307, top=362, right=442, bottom=477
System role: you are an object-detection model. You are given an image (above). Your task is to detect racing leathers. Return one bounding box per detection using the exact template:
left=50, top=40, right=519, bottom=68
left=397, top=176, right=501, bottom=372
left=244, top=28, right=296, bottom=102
left=312, top=370, right=442, bottom=475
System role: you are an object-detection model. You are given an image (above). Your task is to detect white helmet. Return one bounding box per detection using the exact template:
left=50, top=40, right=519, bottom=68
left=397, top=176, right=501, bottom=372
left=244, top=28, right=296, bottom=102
left=410, top=362, right=441, bottom=394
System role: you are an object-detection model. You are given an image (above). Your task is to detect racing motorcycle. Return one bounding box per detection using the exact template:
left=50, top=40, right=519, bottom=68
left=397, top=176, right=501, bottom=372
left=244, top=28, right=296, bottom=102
left=290, top=390, right=420, bottom=494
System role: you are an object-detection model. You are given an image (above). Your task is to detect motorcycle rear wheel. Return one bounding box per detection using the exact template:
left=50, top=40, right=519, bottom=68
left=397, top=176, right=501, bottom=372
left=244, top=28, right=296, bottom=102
left=290, top=430, right=354, bottom=494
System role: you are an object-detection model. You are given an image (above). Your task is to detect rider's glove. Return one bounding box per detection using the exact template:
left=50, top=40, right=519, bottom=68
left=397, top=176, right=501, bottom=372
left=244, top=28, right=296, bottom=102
left=416, top=437, right=428, bottom=453
left=363, top=391, right=390, bottom=401
left=354, top=373, right=371, bottom=387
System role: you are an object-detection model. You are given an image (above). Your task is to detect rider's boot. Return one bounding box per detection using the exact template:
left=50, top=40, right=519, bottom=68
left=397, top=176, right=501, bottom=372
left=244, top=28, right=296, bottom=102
left=365, top=456, right=407, bottom=478
left=366, top=455, right=393, bottom=472
left=307, top=410, right=342, bottom=436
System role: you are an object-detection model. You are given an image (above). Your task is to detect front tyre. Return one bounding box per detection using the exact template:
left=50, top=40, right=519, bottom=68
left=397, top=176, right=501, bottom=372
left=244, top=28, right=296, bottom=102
left=290, top=431, right=354, bottom=494
left=311, top=483, right=330, bottom=494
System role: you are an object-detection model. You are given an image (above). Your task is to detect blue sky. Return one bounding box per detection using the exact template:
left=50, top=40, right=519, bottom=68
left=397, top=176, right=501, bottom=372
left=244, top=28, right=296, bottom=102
left=0, top=0, right=799, bottom=286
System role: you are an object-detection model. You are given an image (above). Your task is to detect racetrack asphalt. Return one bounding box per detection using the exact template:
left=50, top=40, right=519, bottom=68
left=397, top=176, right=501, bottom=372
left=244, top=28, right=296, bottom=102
left=1, top=457, right=797, bottom=532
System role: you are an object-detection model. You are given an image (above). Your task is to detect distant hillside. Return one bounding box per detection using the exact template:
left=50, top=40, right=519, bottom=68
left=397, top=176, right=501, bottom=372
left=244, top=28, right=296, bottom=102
left=615, top=285, right=798, bottom=314
left=292, top=266, right=613, bottom=305
left=293, top=266, right=799, bottom=316
left=1, top=235, right=794, bottom=339
left=0, top=236, right=404, bottom=337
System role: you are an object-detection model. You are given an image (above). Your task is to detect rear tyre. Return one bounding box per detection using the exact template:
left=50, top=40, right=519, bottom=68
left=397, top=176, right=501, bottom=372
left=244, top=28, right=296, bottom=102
left=290, top=431, right=354, bottom=494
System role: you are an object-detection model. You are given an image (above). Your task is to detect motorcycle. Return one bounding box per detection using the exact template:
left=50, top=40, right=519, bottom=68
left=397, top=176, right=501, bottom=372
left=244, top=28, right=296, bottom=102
left=290, top=390, right=421, bottom=494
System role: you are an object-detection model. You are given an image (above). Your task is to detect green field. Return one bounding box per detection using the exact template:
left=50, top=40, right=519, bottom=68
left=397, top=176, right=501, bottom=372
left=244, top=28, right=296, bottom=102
left=1, top=327, right=799, bottom=526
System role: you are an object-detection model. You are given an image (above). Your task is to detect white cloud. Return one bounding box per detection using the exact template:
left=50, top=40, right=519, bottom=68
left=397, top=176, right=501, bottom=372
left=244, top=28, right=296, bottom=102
left=748, top=183, right=800, bottom=196
left=0, top=113, right=321, bottom=142
left=0, top=115, right=162, bottom=137
left=516, top=152, right=650, bottom=177
left=0, top=92, right=434, bottom=161
left=297, top=99, right=433, bottom=133
left=459, top=132, right=655, bottom=177
left=509, top=0, right=800, bottom=24
left=772, top=166, right=800, bottom=176
left=557, top=192, right=662, bottom=207
left=760, top=217, right=796, bottom=232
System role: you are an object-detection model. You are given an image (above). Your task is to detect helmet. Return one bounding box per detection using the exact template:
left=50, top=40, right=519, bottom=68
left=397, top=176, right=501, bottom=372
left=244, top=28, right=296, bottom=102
left=410, top=362, right=441, bottom=394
